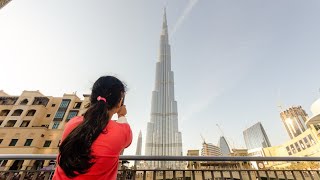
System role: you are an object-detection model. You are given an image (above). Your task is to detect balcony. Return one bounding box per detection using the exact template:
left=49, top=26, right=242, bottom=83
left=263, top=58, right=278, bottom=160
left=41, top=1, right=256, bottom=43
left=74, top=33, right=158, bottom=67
left=0, top=155, right=319, bottom=179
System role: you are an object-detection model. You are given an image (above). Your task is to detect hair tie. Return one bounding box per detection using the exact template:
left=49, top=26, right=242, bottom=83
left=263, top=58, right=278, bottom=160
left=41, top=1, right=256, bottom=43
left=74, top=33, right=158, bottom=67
left=97, top=96, right=107, bottom=103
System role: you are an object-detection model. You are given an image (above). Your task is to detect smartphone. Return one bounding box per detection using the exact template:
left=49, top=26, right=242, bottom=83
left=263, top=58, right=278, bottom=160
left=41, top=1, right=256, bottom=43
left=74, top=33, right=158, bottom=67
left=121, top=96, right=125, bottom=106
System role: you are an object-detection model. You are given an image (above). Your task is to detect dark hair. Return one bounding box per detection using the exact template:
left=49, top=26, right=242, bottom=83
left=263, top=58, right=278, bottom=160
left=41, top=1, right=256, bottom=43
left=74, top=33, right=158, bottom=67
left=58, top=76, right=126, bottom=178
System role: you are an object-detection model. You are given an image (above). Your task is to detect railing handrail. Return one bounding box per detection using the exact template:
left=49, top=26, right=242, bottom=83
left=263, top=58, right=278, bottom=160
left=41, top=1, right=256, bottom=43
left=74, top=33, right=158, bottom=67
left=0, top=154, right=319, bottom=162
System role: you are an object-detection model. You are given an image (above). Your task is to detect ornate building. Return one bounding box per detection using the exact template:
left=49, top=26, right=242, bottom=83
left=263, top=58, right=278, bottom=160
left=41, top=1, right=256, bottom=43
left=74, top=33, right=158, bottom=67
left=0, top=90, right=89, bottom=171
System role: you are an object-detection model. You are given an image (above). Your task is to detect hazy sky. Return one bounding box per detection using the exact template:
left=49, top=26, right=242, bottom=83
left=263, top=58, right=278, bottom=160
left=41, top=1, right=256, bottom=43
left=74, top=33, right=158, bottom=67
left=1, top=0, right=320, bottom=155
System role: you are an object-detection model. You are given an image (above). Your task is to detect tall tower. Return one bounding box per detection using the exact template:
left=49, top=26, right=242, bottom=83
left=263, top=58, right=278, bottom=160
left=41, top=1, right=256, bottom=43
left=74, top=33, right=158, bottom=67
left=145, top=9, right=183, bottom=168
left=243, top=122, right=271, bottom=150
left=136, top=131, right=142, bottom=156
left=280, top=106, right=308, bottom=139
left=218, top=136, right=231, bottom=156
left=134, top=131, right=142, bottom=167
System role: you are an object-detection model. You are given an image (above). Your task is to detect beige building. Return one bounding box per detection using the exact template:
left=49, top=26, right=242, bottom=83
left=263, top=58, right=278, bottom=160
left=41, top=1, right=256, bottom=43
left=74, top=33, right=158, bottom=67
left=201, top=142, right=222, bottom=157
left=261, top=99, right=320, bottom=169
left=0, top=90, right=90, bottom=171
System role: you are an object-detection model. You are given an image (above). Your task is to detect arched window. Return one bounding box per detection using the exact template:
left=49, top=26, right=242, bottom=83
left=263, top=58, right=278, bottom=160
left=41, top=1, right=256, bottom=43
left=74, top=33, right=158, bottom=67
left=26, top=110, right=36, bottom=116
left=12, top=109, right=23, bottom=116
left=0, top=109, right=10, bottom=116
left=20, top=99, right=28, bottom=105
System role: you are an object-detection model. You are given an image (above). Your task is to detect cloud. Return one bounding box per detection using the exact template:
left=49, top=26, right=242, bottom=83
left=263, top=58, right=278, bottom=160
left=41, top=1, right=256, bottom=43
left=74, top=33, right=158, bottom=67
left=171, top=0, right=199, bottom=35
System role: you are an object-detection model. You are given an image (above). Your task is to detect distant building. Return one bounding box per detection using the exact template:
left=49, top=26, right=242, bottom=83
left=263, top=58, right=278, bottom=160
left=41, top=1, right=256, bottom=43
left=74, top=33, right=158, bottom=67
left=201, top=142, right=222, bottom=156
left=262, top=100, right=320, bottom=169
left=218, top=136, right=231, bottom=156
left=0, top=90, right=89, bottom=171
left=230, top=149, right=248, bottom=156
left=280, top=106, right=308, bottom=139
left=243, top=122, right=271, bottom=150
left=134, top=131, right=142, bottom=167
left=187, top=150, right=200, bottom=169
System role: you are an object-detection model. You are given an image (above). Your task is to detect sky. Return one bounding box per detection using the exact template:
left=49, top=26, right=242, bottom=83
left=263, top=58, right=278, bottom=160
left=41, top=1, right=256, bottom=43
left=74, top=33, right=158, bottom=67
left=1, top=0, right=320, bottom=156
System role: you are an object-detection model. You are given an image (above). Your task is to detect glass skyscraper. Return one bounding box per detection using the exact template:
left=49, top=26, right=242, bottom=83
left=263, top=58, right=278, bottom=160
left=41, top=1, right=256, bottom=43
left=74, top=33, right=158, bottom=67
left=280, top=106, right=308, bottom=139
left=218, top=136, right=231, bottom=156
left=243, top=122, right=271, bottom=150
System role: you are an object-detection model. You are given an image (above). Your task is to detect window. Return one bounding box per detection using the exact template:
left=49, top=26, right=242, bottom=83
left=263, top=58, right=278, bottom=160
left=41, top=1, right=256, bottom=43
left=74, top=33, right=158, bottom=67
left=20, top=99, right=28, bottom=105
left=286, top=146, right=292, bottom=155
left=51, top=104, right=56, bottom=107
left=66, top=111, right=78, bottom=121
left=0, top=139, right=3, bottom=144
left=0, top=109, right=10, bottom=116
left=314, top=124, right=320, bottom=131
left=290, top=144, right=296, bottom=154
left=303, top=137, right=311, bottom=148
left=294, top=142, right=301, bottom=152
left=9, top=139, right=18, bottom=146
left=60, top=99, right=71, bottom=108
left=73, top=102, right=82, bottom=109
left=24, top=139, right=33, bottom=146
left=52, top=121, right=60, bottom=129
left=54, top=111, right=65, bottom=119
left=26, top=110, right=36, bottom=116
left=20, top=121, right=30, bottom=127
left=46, top=114, right=51, bottom=117
left=5, top=120, right=17, bottom=127
left=11, top=109, right=23, bottom=116
left=299, top=140, right=306, bottom=150
left=308, top=134, right=315, bottom=145
left=43, top=140, right=51, bottom=147
left=32, top=97, right=49, bottom=106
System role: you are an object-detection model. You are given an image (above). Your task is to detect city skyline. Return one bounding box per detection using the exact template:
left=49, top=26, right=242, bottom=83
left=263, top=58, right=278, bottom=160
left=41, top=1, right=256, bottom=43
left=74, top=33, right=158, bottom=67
left=1, top=1, right=320, bottom=156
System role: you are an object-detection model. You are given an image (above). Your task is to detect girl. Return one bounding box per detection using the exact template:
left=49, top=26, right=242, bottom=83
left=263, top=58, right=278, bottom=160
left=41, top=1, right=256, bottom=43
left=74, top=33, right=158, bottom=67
left=53, top=76, right=132, bottom=179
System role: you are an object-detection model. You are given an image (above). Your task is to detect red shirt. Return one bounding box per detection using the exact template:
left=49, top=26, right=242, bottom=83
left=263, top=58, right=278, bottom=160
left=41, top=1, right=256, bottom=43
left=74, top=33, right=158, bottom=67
left=53, top=116, right=132, bottom=180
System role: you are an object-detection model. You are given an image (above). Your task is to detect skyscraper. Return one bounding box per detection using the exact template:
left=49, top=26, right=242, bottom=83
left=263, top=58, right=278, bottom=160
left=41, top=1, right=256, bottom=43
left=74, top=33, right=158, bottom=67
left=134, top=131, right=142, bottom=167
left=280, top=106, right=308, bottom=139
left=136, top=130, right=142, bottom=156
left=145, top=9, right=183, bottom=168
left=201, top=142, right=222, bottom=156
left=218, top=136, right=231, bottom=156
left=243, top=122, right=271, bottom=150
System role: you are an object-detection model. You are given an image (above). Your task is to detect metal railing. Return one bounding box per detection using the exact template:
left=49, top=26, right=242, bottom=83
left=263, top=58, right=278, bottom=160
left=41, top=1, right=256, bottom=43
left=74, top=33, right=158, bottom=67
left=0, top=154, right=319, bottom=180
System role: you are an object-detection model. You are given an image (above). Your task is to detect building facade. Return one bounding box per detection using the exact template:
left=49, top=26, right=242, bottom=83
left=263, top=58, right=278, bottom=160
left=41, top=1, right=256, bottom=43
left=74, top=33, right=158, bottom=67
left=0, top=90, right=89, bottom=171
left=280, top=106, right=308, bottom=139
left=218, top=136, right=231, bottom=156
left=243, top=122, right=271, bottom=150
left=201, top=142, right=222, bottom=156
left=145, top=10, right=183, bottom=168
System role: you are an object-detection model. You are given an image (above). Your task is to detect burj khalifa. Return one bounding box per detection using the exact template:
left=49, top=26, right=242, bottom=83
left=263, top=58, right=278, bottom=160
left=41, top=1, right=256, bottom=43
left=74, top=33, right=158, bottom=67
left=145, top=9, right=183, bottom=168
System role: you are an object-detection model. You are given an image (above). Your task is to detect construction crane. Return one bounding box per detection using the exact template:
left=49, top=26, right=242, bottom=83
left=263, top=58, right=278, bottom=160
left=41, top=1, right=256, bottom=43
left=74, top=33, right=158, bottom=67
left=0, top=0, right=11, bottom=9
left=216, top=124, right=224, bottom=136
left=200, top=134, right=206, bottom=144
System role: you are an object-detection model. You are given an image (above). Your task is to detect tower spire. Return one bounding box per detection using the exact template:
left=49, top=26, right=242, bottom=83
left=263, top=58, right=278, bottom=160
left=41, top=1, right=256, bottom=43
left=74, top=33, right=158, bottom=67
left=162, top=8, right=168, bottom=35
